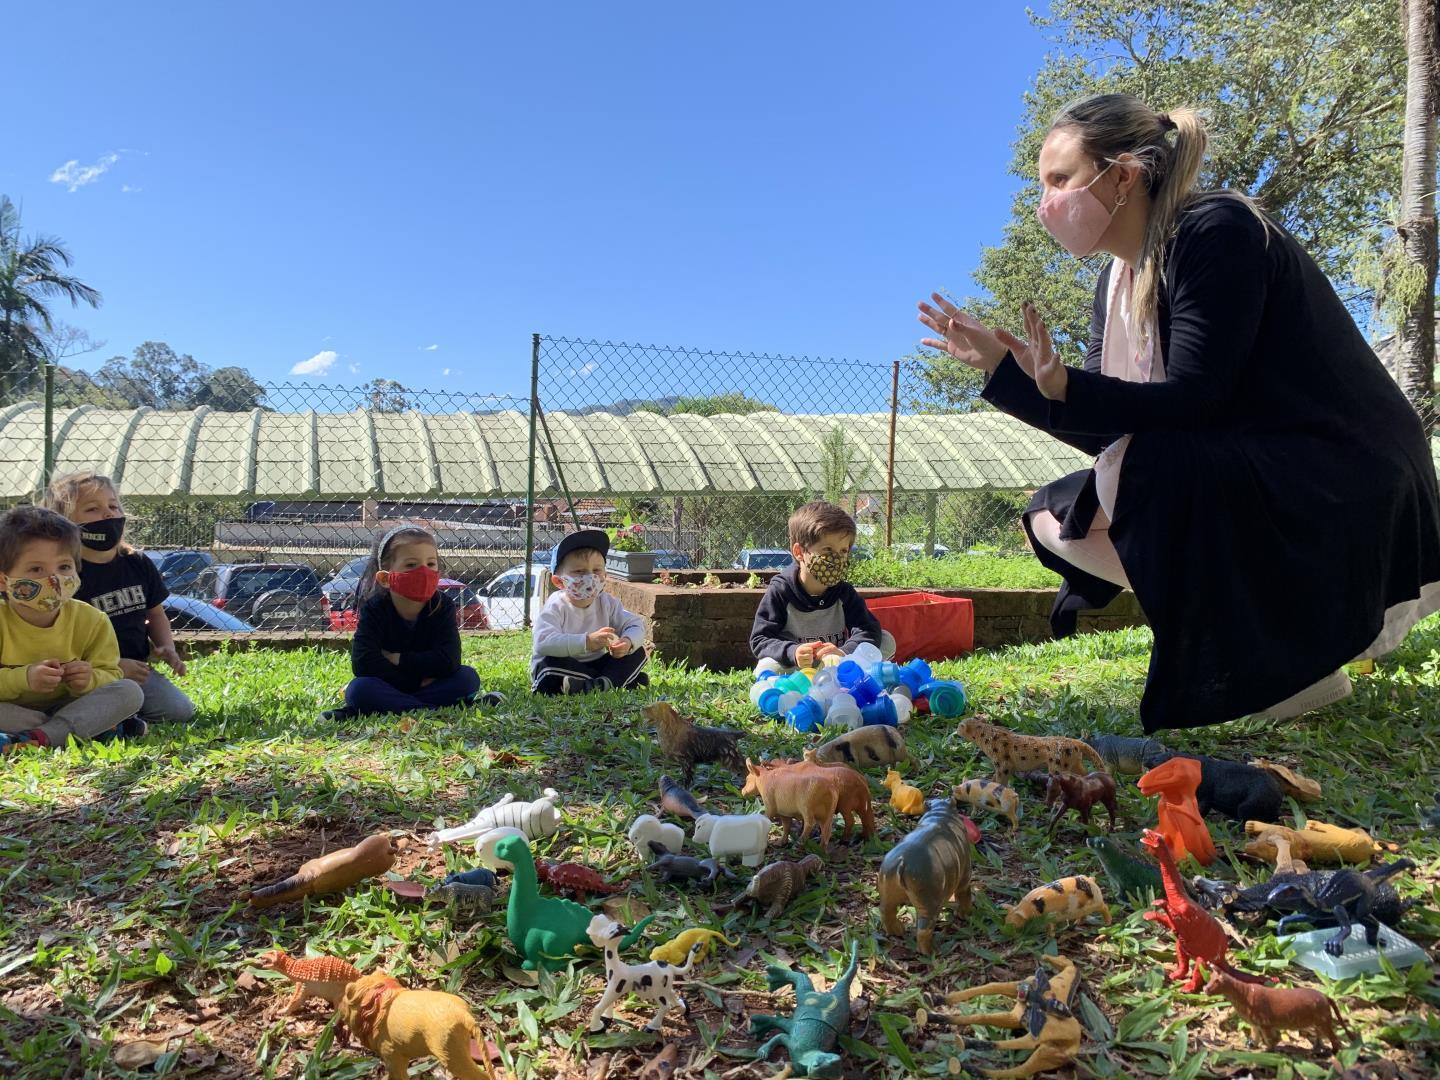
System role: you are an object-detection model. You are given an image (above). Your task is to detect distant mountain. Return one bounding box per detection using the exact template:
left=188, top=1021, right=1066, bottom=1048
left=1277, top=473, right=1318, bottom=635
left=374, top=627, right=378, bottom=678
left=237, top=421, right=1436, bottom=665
left=568, top=395, right=684, bottom=416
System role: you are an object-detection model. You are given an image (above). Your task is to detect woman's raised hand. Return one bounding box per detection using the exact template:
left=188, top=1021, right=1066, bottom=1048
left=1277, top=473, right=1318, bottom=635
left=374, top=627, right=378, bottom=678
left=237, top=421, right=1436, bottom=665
left=916, top=293, right=1009, bottom=374
left=994, top=302, right=1068, bottom=402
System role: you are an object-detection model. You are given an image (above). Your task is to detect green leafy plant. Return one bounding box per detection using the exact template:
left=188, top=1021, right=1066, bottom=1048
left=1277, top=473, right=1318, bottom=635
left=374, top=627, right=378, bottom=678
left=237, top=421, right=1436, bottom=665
left=608, top=523, right=648, bottom=553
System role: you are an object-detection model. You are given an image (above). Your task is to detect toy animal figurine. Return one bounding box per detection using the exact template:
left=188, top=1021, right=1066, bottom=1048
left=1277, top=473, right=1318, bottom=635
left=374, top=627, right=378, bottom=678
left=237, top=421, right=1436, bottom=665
left=740, top=757, right=875, bottom=851
left=255, top=949, right=363, bottom=1016
left=247, top=833, right=398, bottom=909
left=658, top=775, right=705, bottom=820
left=497, top=834, right=654, bottom=971
left=644, top=701, right=745, bottom=785
left=1045, top=771, right=1118, bottom=833
left=536, top=859, right=628, bottom=901
left=586, top=914, right=702, bottom=1034
left=629, top=814, right=685, bottom=857
left=1005, top=876, right=1110, bottom=931
left=337, top=972, right=496, bottom=1080
left=878, top=797, right=974, bottom=955
left=955, top=718, right=1107, bottom=786
left=431, top=788, right=562, bottom=846
left=1140, top=828, right=1267, bottom=992
left=1137, top=757, right=1216, bottom=866
left=1243, top=820, right=1385, bottom=867
left=692, top=811, right=770, bottom=867
left=639, top=1043, right=678, bottom=1079
left=1141, top=750, right=1283, bottom=823
left=474, top=826, right=527, bottom=871
left=722, top=940, right=859, bottom=1078
left=953, top=779, right=1021, bottom=830
left=433, top=867, right=498, bottom=906
left=813, top=724, right=911, bottom=768
left=1205, top=970, right=1350, bottom=1053
left=1248, top=759, right=1322, bottom=803
left=1085, top=733, right=1169, bottom=776
left=649, top=927, right=739, bottom=965
left=646, top=842, right=730, bottom=888
left=929, top=955, right=1082, bottom=1079
left=723, top=854, right=825, bottom=919
left=1086, top=835, right=1163, bottom=901
left=1190, top=861, right=1413, bottom=934
left=1268, top=859, right=1417, bottom=956
left=883, top=769, right=926, bottom=816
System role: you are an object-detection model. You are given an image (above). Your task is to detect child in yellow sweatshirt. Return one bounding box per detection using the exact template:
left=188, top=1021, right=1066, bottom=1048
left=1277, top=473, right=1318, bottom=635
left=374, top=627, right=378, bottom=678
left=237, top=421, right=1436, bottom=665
left=0, top=506, right=143, bottom=752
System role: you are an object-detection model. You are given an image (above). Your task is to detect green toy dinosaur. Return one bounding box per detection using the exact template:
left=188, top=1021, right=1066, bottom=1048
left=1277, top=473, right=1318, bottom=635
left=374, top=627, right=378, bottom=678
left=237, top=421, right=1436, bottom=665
left=1086, top=835, right=1163, bottom=902
left=725, top=940, right=859, bottom=1078
left=497, top=834, right=653, bottom=971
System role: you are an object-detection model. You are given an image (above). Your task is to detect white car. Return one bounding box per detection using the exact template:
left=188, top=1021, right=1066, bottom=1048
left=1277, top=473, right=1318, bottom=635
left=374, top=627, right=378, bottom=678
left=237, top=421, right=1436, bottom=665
left=478, top=563, right=549, bottom=630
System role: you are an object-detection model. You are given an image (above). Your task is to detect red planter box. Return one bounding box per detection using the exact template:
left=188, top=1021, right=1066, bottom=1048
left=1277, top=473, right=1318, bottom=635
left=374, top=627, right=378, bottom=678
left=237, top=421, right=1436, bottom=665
left=866, top=591, right=974, bottom=661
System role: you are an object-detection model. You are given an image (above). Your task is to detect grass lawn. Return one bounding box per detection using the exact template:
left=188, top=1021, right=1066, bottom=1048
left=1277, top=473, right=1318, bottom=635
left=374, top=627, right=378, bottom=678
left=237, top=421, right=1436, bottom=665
left=848, top=553, right=1062, bottom=590
left=2, top=622, right=1438, bottom=1078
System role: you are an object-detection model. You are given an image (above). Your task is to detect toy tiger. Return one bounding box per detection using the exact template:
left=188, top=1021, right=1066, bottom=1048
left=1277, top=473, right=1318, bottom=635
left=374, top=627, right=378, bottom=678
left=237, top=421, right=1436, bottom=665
left=956, top=718, right=1107, bottom=786
left=1005, top=875, right=1111, bottom=930
left=952, top=778, right=1021, bottom=830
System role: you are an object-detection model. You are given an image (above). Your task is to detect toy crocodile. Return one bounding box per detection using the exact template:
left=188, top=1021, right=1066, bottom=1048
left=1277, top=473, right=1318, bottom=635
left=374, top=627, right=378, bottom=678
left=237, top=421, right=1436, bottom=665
left=1085, top=734, right=1169, bottom=776
left=1085, top=835, right=1163, bottom=901
left=723, top=940, right=859, bottom=1079
left=1268, top=859, right=1416, bottom=956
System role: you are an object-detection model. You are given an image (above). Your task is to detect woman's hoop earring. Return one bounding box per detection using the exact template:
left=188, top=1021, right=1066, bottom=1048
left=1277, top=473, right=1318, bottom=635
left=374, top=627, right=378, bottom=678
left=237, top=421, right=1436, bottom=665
left=1115, top=194, right=1128, bottom=207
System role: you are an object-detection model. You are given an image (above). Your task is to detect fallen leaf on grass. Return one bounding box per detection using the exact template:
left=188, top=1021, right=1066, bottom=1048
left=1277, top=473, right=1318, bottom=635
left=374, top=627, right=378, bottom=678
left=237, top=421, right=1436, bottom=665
left=233, top=971, right=258, bottom=991
left=182, top=1045, right=220, bottom=1068
left=383, top=879, right=428, bottom=899
left=113, top=1037, right=171, bottom=1068
left=601, top=896, right=651, bottom=924
left=586, top=1053, right=611, bottom=1079
left=503, top=965, right=540, bottom=987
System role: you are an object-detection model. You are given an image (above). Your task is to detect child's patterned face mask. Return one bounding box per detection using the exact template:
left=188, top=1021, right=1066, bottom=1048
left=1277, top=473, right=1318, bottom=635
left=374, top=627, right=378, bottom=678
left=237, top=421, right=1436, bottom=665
left=557, top=572, right=604, bottom=602
left=805, top=551, right=849, bottom=588
left=6, top=573, right=80, bottom=613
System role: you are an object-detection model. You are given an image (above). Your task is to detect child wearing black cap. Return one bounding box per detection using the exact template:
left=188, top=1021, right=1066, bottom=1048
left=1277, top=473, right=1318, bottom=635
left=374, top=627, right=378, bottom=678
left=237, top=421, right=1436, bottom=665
left=531, top=528, right=649, bottom=695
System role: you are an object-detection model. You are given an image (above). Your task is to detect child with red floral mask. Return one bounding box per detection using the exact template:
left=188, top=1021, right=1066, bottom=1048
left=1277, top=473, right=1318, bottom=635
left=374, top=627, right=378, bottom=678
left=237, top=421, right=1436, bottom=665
left=531, top=529, right=649, bottom=695
left=322, top=524, right=494, bottom=721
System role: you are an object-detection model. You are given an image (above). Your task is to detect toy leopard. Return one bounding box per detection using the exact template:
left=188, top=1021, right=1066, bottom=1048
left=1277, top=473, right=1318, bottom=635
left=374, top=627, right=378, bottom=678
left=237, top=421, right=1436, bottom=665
left=956, top=719, right=1106, bottom=786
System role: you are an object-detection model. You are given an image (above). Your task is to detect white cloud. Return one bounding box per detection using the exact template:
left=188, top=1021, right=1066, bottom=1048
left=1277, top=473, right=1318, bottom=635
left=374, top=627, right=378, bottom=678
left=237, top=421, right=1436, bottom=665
left=347, top=362, right=360, bottom=374
left=120, top=184, right=141, bottom=193
left=442, top=367, right=451, bottom=376
left=291, top=350, right=338, bottom=376
left=576, top=362, right=597, bottom=377
left=50, top=152, right=120, bottom=192
left=421, top=343, right=439, bottom=351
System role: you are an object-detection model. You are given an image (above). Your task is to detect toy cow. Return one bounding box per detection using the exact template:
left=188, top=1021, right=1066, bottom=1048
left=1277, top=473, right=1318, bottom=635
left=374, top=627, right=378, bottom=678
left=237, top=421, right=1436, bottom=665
left=692, top=812, right=770, bottom=867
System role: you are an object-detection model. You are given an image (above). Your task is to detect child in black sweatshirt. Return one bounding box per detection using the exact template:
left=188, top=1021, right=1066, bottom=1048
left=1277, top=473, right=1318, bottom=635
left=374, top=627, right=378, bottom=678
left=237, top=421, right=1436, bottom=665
left=323, top=524, right=493, bottom=720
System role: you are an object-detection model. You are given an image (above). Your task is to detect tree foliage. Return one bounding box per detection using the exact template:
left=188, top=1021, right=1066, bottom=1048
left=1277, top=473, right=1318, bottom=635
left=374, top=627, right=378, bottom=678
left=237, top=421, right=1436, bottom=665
left=361, top=377, right=413, bottom=413
left=95, top=341, right=266, bottom=411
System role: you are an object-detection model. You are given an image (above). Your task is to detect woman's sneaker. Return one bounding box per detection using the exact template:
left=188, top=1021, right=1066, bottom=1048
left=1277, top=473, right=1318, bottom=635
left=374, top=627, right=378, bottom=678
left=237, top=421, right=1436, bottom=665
left=1254, top=669, right=1354, bottom=721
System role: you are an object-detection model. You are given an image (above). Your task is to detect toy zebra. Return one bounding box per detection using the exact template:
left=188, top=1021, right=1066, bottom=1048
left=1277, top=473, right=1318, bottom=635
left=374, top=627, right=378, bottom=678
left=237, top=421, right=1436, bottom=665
left=1006, top=875, right=1112, bottom=931
left=586, top=914, right=701, bottom=1033
left=430, top=788, right=561, bottom=846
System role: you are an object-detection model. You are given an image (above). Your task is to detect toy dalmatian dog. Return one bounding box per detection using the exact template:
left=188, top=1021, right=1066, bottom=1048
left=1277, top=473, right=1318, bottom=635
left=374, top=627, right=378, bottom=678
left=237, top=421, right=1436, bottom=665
left=585, top=914, right=702, bottom=1034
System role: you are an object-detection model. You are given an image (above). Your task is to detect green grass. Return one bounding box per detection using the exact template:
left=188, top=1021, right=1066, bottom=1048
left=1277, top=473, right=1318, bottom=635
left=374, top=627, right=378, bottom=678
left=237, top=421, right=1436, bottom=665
left=849, top=552, right=1062, bottom=590
left=2, top=623, right=1438, bottom=1078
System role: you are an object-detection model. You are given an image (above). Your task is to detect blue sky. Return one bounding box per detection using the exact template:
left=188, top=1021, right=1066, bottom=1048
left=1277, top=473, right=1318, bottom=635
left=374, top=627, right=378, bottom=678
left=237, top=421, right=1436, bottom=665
left=4, top=2, right=1049, bottom=407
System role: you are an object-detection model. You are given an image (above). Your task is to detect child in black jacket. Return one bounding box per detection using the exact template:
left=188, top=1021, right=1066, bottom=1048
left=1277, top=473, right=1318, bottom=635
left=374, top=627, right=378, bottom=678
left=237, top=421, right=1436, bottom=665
left=324, top=525, right=489, bottom=719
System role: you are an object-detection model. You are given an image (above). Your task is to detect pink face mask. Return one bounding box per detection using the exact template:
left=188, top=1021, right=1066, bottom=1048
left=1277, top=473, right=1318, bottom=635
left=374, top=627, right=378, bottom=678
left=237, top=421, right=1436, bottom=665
left=1036, top=162, right=1119, bottom=258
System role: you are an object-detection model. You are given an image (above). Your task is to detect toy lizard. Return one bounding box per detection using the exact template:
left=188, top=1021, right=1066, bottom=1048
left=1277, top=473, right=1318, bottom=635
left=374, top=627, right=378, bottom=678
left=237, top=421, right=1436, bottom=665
left=1137, top=757, right=1216, bottom=866
left=953, top=779, right=1021, bottom=830
left=1140, top=828, right=1266, bottom=992
left=883, top=769, right=926, bottom=816
left=337, top=971, right=496, bottom=1080
left=433, top=867, right=499, bottom=906
left=1267, top=859, right=1417, bottom=956
left=1005, top=876, right=1110, bottom=931
left=1085, top=734, right=1169, bottom=776
left=535, top=859, right=628, bottom=901
left=722, top=940, right=859, bottom=1078
left=928, top=954, right=1082, bottom=1079
left=1205, top=970, right=1350, bottom=1053
left=497, top=834, right=654, bottom=971
left=722, top=855, right=825, bottom=919
left=1085, top=835, right=1163, bottom=901
left=255, top=949, right=363, bottom=1016
left=1044, top=771, right=1118, bottom=833
left=644, top=701, right=745, bottom=785
left=647, top=841, right=730, bottom=889
left=247, top=833, right=398, bottom=909
left=956, top=718, right=1106, bottom=786
left=1243, top=820, right=1386, bottom=867
left=649, top=927, right=739, bottom=965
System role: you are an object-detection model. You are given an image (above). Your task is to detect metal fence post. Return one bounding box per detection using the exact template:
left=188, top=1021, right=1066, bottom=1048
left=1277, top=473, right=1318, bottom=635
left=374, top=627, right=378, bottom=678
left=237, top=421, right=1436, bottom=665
left=42, top=363, right=55, bottom=492
left=884, top=359, right=899, bottom=549
left=522, top=334, right=540, bottom=630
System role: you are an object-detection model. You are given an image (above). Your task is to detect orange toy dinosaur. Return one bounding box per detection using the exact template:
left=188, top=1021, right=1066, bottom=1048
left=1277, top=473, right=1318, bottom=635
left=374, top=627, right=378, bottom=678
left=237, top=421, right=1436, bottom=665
left=256, top=949, right=363, bottom=1016
left=1140, top=829, right=1267, bottom=993
left=1137, top=757, right=1215, bottom=866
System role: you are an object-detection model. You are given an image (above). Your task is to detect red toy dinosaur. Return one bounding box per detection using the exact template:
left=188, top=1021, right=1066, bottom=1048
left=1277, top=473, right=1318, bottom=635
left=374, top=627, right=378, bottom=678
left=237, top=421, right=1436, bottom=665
left=535, top=859, right=627, bottom=900
left=1137, top=756, right=1216, bottom=866
left=1140, top=829, right=1267, bottom=992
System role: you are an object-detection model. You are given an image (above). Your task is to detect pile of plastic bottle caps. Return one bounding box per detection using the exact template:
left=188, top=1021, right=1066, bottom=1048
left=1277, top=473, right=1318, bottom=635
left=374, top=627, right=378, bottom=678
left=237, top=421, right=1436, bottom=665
left=749, top=641, right=967, bottom=734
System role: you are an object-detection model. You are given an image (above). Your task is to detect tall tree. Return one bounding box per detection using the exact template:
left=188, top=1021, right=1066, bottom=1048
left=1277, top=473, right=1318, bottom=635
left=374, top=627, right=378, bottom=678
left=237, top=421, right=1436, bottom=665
left=921, top=0, right=1405, bottom=401
left=361, top=377, right=414, bottom=413
left=97, top=341, right=208, bottom=408
left=0, top=196, right=101, bottom=404
left=1395, top=0, right=1439, bottom=424
left=192, top=365, right=266, bottom=411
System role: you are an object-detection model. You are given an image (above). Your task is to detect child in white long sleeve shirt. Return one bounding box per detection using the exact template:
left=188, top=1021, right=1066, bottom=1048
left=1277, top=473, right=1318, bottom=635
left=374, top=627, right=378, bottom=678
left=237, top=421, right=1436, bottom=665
left=531, top=529, right=650, bottom=695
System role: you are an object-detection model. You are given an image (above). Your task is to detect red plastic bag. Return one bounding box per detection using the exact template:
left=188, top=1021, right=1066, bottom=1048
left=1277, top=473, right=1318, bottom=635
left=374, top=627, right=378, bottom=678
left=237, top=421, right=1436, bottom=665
left=866, top=591, right=974, bottom=662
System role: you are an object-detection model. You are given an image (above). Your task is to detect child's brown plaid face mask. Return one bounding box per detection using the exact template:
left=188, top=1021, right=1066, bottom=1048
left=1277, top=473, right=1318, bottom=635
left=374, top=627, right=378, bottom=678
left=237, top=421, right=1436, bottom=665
left=804, top=551, right=849, bottom=588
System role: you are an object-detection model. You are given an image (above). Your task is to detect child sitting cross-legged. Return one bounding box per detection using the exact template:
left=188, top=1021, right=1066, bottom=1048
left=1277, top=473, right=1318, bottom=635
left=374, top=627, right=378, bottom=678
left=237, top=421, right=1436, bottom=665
left=0, top=506, right=144, bottom=753
left=531, top=529, right=649, bottom=695
left=322, top=524, right=497, bottom=721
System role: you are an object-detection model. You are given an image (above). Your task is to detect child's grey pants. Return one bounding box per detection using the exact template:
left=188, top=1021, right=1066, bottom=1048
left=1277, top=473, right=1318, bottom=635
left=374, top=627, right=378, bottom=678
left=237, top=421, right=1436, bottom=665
left=0, top=679, right=145, bottom=745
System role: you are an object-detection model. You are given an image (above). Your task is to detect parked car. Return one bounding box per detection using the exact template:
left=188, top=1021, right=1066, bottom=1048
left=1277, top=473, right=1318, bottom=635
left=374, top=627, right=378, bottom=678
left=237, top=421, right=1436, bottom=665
left=161, top=594, right=257, bottom=633
left=733, top=548, right=794, bottom=571
left=651, top=550, right=693, bottom=570
left=144, top=549, right=216, bottom=592
left=326, top=577, right=491, bottom=632
left=320, top=556, right=372, bottom=615
left=181, top=563, right=329, bottom=631
left=478, top=563, right=549, bottom=630
left=893, top=543, right=951, bottom=561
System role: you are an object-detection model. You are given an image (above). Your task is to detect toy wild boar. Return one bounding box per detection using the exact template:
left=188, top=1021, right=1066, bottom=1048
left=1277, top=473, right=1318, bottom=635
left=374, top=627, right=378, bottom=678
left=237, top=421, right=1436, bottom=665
left=878, top=796, right=973, bottom=954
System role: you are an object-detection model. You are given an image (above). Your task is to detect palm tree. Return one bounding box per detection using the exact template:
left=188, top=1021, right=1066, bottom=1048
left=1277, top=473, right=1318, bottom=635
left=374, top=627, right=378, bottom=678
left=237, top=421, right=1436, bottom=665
left=0, top=196, right=101, bottom=404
